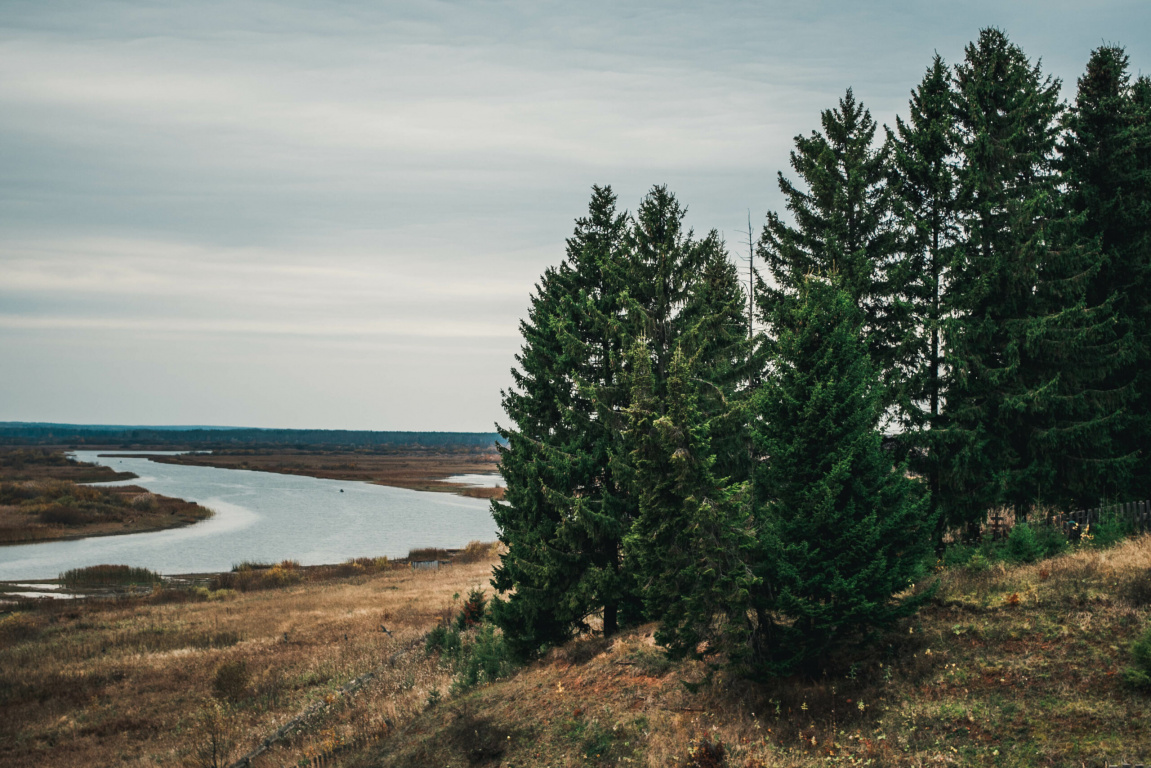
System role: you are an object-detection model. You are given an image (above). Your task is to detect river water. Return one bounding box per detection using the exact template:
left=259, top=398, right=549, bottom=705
left=0, top=451, right=497, bottom=581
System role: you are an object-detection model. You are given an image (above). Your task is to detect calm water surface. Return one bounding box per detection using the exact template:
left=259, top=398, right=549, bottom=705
left=0, top=452, right=496, bottom=580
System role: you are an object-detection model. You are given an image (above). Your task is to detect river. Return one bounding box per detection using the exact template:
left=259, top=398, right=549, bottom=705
left=0, top=451, right=498, bottom=581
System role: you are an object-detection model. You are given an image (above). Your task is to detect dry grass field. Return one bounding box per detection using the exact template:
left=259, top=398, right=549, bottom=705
left=5, top=537, right=1151, bottom=767
left=137, top=448, right=504, bottom=500
left=0, top=544, right=501, bottom=768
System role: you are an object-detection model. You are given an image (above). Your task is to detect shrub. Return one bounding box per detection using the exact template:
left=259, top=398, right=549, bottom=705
left=408, top=547, right=450, bottom=562
left=454, top=540, right=498, bottom=563
left=456, top=588, right=487, bottom=630
left=942, top=543, right=975, bottom=567
left=1088, top=509, right=1133, bottom=549
left=451, top=624, right=515, bottom=693
left=1122, top=622, right=1151, bottom=692
left=192, top=699, right=234, bottom=768
left=1005, top=523, right=1044, bottom=564
left=39, top=506, right=94, bottom=526
left=60, top=564, right=163, bottom=588
left=1032, top=522, right=1069, bottom=559
left=130, top=493, right=158, bottom=510
left=966, top=552, right=992, bottom=573
left=1121, top=569, right=1151, bottom=607
left=426, top=621, right=516, bottom=694
left=213, top=659, right=250, bottom=701
left=683, top=735, right=727, bottom=768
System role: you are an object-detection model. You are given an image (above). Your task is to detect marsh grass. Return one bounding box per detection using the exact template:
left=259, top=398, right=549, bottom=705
left=0, top=476, right=211, bottom=545
left=60, top=563, right=163, bottom=588
left=210, top=557, right=392, bottom=592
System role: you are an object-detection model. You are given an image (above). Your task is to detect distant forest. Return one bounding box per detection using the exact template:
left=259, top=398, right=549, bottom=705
left=0, top=423, right=500, bottom=450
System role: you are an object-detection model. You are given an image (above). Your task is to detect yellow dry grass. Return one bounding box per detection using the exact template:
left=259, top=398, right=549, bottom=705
left=0, top=555, right=498, bottom=768
left=6, top=536, right=1151, bottom=767
left=355, top=536, right=1151, bottom=768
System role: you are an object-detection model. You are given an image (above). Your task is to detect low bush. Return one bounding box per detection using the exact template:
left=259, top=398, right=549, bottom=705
left=60, top=564, right=163, bottom=588
left=450, top=624, right=515, bottom=693
left=426, top=609, right=516, bottom=695
left=1088, top=509, right=1134, bottom=549
left=683, top=735, right=728, bottom=768
left=455, top=588, right=487, bottom=630
left=39, top=506, right=96, bottom=526
left=192, top=699, right=234, bottom=768
left=454, top=540, right=498, bottom=563
left=408, top=547, right=450, bottom=562
left=213, top=560, right=302, bottom=591
left=1121, top=568, right=1151, bottom=607
left=213, top=659, right=250, bottom=701
left=1122, top=622, right=1151, bottom=692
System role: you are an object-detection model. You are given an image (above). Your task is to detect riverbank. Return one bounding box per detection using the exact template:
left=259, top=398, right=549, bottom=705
left=0, top=450, right=213, bottom=546
left=121, top=447, right=504, bottom=499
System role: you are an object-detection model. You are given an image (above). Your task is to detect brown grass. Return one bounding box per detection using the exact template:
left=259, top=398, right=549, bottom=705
left=351, top=536, right=1151, bottom=768
left=7, top=537, right=1151, bottom=767
left=0, top=448, right=137, bottom=484
left=0, top=481, right=212, bottom=545
left=0, top=550, right=501, bottom=768
left=0, top=449, right=212, bottom=545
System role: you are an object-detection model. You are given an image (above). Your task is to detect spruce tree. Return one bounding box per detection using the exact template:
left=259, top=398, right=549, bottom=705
left=679, top=238, right=757, bottom=481
left=759, top=89, right=903, bottom=407
left=622, top=340, right=756, bottom=659
left=491, top=186, right=637, bottom=657
left=750, top=277, right=931, bottom=676
left=623, top=186, right=705, bottom=391
left=887, top=55, right=959, bottom=528
left=1060, top=45, right=1150, bottom=499
left=942, top=29, right=1130, bottom=526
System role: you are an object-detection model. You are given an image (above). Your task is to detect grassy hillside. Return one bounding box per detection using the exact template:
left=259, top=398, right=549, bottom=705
left=2, top=538, right=1149, bottom=767
left=356, top=538, right=1151, bottom=768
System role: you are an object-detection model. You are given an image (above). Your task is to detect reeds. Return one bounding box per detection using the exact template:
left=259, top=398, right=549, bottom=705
left=59, top=564, right=163, bottom=588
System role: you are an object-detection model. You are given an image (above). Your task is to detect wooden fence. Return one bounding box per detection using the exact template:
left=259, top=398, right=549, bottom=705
left=1044, top=499, right=1151, bottom=541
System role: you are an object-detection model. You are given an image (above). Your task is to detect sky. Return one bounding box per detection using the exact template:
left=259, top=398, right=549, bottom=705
left=2, top=1, right=1148, bottom=432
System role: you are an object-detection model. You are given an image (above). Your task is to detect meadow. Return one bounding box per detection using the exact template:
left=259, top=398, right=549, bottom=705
left=3, top=536, right=1150, bottom=766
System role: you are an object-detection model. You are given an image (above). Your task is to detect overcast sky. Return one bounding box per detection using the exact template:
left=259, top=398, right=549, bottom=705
left=2, top=1, right=1147, bottom=431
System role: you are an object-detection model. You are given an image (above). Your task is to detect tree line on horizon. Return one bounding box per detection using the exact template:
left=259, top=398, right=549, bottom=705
left=490, top=28, right=1151, bottom=676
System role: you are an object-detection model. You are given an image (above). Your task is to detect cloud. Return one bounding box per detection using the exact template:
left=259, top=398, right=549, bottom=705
left=2, top=0, right=1148, bottom=428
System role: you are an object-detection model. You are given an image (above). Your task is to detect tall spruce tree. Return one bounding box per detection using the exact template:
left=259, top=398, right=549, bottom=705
left=624, top=186, right=705, bottom=390
left=750, top=277, right=931, bottom=677
left=623, top=185, right=756, bottom=481
left=759, top=88, right=903, bottom=408
left=491, top=186, right=637, bottom=657
left=622, top=340, right=757, bottom=660
left=679, top=239, right=757, bottom=481
left=942, top=28, right=1129, bottom=527
left=888, top=55, right=959, bottom=528
left=1060, top=45, right=1150, bottom=499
